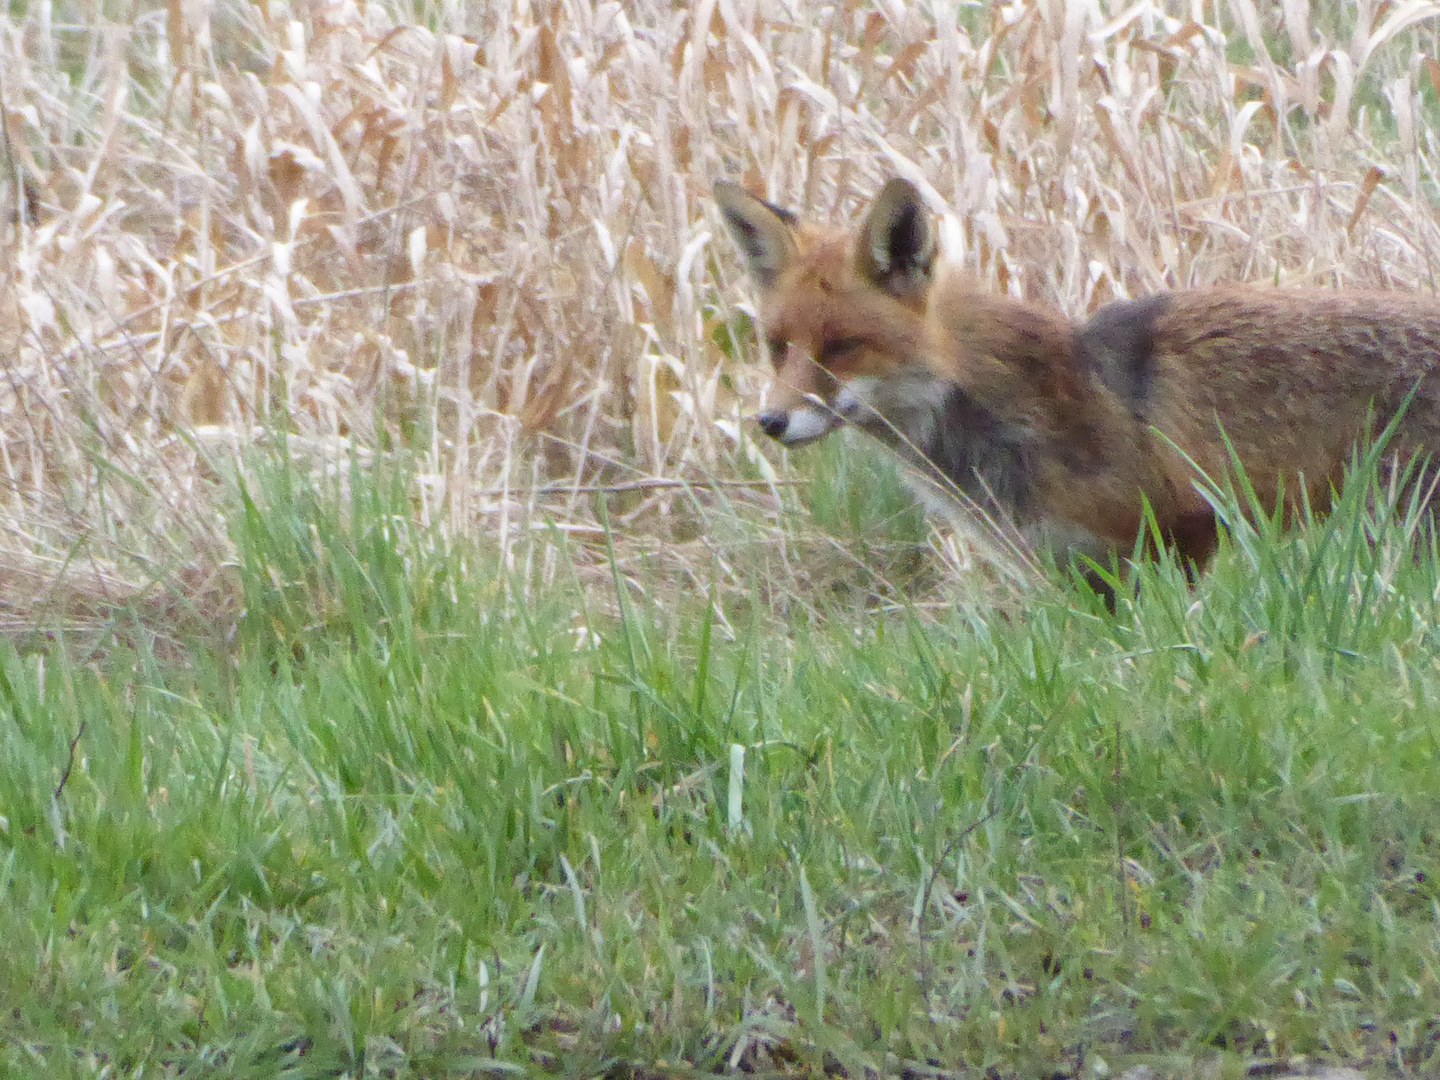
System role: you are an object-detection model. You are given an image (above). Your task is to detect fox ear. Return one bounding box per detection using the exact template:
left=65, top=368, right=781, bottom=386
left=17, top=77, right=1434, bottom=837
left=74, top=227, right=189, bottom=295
left=714, top=181, right=798, bottom=288
left=858, top=178, right=935, bottom=298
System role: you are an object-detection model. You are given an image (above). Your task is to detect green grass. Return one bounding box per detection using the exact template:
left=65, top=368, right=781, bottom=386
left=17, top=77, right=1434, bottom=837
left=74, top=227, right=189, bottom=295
left=1, top=443, right=1439, bottom=1077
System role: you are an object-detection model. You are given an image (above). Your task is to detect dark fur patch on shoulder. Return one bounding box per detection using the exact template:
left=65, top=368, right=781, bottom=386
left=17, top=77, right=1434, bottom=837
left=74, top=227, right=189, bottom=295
left=920, top=388, right=1033, bottom=516
left=1075, top=294, right=1169, bottom=410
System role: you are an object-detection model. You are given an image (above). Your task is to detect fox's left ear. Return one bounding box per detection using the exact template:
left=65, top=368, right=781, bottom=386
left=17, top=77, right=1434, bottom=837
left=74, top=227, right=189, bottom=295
left=714, top=181, right=798, bottom=288
left=858, top=178, right=935, bottom=299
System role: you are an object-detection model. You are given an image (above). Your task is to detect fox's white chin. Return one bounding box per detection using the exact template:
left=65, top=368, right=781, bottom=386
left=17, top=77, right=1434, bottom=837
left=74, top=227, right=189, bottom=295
left=758, top=383, right=880, bottom=445
left=771, top=404, right=841, bottom=445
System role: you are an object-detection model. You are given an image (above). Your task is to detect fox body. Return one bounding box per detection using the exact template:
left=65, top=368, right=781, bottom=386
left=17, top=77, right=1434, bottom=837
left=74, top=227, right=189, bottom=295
left=714, top=178, right=1440, bottom=569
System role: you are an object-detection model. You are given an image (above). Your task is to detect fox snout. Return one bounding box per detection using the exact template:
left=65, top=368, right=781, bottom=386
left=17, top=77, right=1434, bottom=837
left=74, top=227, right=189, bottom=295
left=754, top=384, right=867, bottom=446
left=754, top=402, right=842, bottom=445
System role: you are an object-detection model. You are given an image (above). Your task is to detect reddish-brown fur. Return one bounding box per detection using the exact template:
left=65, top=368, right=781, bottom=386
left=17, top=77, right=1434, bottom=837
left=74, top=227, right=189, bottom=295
left=715, top=178, right=1440, bottom=572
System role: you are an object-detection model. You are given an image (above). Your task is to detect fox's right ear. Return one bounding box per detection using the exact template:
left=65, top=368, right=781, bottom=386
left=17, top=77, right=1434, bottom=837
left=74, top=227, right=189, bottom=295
left=714, top=181, right=798, bottom=288
left=858, top=178, right=935, bottom=299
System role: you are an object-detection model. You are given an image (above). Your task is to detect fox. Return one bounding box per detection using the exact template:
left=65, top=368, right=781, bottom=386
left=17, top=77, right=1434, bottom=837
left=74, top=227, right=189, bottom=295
left=713, top=176, right=1440, bottom=581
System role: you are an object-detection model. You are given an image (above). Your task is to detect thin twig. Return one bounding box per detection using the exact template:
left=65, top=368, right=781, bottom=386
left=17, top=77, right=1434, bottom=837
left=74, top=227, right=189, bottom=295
left=469, top=477, right=809, bottom=499
left=55, top=720, right=86, bottom=800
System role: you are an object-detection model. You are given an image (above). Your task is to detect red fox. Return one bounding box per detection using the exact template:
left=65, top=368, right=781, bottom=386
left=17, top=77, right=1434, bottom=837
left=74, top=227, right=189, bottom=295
left=714, top=177, right=1440, bottom=575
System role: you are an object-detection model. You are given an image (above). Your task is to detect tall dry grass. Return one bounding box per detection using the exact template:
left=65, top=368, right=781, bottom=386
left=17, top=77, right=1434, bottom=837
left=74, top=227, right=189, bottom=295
left=4, top=0, right=1440, bottom=629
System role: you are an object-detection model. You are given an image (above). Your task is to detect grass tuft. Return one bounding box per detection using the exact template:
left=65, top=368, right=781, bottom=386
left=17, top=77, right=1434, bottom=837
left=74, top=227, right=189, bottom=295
left=0, top=444, right=1435, bottom=1075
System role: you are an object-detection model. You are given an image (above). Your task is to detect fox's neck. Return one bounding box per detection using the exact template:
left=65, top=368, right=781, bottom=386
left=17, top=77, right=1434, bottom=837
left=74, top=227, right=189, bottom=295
left=929, top=287, right=1115, bottom=441
left=892, top=285, right=1152, bottom=533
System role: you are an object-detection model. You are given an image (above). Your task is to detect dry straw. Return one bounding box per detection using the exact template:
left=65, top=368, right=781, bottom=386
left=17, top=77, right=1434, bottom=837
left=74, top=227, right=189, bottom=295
left=3, top=0, right=1440, bottom=631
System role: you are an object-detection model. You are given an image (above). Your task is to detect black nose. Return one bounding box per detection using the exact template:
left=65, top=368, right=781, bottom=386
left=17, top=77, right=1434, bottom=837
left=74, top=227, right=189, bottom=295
left=756, top=410, right=788, bottom=440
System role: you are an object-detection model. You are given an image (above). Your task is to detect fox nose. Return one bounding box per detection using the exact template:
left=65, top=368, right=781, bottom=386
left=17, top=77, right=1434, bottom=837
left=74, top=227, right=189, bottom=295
left=756, top=409, right=789, bottom=440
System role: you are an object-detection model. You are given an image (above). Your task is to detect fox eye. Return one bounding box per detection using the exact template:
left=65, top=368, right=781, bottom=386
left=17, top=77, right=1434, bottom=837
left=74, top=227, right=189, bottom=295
left=819, top=337, right=864, bottom=362
left=766, top=336, right=788, bottom=359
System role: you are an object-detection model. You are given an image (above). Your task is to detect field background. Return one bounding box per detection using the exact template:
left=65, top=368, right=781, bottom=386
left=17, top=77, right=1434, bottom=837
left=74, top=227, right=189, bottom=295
left=4, top=0, right=1440, bottom=1076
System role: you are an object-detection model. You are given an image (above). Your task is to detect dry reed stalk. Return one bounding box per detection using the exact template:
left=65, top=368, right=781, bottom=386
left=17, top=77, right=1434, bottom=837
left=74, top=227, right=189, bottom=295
left=2, top=0, right=1440, bottom=628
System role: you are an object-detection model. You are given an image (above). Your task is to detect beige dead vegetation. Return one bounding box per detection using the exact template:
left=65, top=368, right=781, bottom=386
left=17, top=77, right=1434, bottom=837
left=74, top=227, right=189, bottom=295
left=3, top=0, right=1440, bottom=635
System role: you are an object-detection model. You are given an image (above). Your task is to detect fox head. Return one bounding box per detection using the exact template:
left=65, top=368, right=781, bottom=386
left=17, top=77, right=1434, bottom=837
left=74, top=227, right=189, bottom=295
left=714, top=178, right=944, bottom=448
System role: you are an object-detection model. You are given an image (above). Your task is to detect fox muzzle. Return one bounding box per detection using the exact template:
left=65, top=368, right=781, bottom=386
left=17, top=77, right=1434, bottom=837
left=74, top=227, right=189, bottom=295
left=755, top=384, right=870, bottom=446
left=755, top=404, right=841, bottom=446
